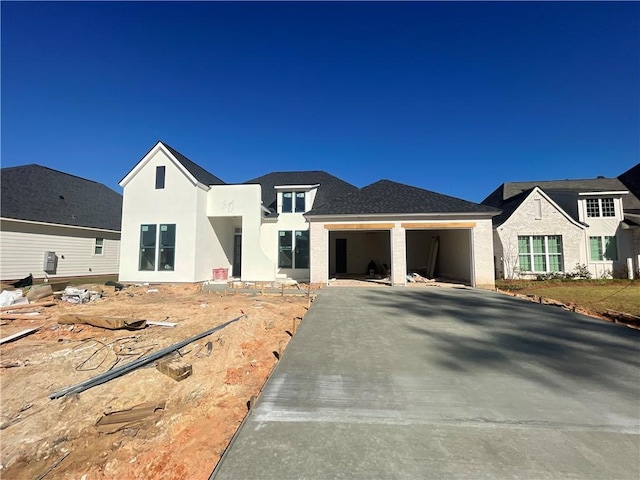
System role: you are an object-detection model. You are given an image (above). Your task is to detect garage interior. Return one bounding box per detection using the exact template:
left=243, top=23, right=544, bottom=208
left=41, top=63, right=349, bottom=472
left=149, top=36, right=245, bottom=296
left=327, top=227, right=473, bottom=285
left=405, top=228, right=473, bottom=285
left=328, top=230, right=391, bottom=278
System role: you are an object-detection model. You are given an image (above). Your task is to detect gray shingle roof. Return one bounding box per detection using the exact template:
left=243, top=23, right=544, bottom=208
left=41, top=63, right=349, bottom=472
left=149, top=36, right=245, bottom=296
left=1, top=164, right=122, bottom=231
left=244, top=171, right=358, bottom=212
left=162, top=143, right=225, bottom=186
left=482, top=175, right=640, bottom=226
left=307, top=179, right=500, bottom=216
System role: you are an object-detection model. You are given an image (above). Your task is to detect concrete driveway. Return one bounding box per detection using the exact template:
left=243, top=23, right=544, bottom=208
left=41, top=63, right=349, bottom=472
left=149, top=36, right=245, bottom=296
left=212, top=286, right=640, bottom=479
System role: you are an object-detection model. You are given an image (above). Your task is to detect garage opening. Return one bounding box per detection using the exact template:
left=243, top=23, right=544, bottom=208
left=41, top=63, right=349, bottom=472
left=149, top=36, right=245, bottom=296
left=328, top=230, right=391, bottom=279
left=405, top=228, right=473, bottom=285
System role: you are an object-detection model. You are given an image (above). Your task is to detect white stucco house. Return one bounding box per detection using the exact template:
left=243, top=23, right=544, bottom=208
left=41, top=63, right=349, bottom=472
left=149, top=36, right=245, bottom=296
left=482, top=169, right=640, bottom=280
left=118, top=141, right=500, bottom=288
left=0, top=164, right=122, bottom=281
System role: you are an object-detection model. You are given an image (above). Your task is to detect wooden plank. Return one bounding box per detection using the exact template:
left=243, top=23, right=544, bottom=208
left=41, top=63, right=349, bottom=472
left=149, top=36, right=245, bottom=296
left=147, top=320, right=177, bottom=327
left=0, top=326, right=41, bottom=345
left=1, top=301, right=55, bottom=312
left=324, top=223, right=394, bottom=230
left=156, top=358, right=192, bottom=381
left=1, top=313, right=47, bottom=321
left=401, top=222, right=476, bottom=229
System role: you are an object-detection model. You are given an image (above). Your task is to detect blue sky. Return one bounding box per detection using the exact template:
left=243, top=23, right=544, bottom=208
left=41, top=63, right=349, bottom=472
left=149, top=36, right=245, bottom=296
left=2, top=1, right=638, bottom=202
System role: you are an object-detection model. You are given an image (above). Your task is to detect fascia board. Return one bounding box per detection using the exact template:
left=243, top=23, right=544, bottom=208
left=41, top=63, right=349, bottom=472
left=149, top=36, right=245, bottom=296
left=578, top=191, right=629, bottom=196
left=274, top=184, right=321, bottom=190
left=305, top=212, right=498, bottom=222
left=1, top=217, right=121, bottom=234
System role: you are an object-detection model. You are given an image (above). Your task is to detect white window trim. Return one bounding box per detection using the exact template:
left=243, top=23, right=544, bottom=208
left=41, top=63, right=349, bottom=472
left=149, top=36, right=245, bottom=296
left=94, top=238, right=104, bottom=256
left=585, top=197, right=616, bottom=218
left=589, top=235, right=618, bottom=262
left=278, top=230, right=310, bottom=269
left=279, top=191, right=308, bottom=214
left=518, top=235, right=563, bottom=273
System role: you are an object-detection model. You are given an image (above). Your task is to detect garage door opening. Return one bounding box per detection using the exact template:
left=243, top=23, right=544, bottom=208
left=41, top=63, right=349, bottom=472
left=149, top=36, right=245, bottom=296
left=406, top=228, right=473, bottom=285
left=328, top=230, right=391, bottom=280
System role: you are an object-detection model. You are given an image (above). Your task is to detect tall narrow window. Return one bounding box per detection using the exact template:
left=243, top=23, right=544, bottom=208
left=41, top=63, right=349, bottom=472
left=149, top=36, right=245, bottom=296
left=155, top=166, right=166, bottom=189
left=295, top=192, right=306, bottom=212
left=94, top=238, right=104, bottom=255
left=294, top=230, right=309, bottom=268
left=518, top=236, right=531, bottom=272
left=139, top=224, right=157, bottom=271
left=159, top=224, right=176, bottom=271
left=278, top=231, right=293, bottom=268
left=282, top=192, right=293, bottom=213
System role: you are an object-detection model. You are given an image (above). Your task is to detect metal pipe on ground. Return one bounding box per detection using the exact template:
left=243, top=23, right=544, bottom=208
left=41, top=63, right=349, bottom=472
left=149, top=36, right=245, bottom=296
left=48, top=314, right=247, bottom=400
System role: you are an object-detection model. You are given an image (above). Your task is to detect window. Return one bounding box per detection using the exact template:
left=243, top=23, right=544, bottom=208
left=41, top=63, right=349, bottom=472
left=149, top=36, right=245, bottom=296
left=139, top=225, right=157, bottom=271
left=281, top=191, right=306, bottom=213
left=159, top=224, right=176, bottom=271
left=294, top=230, right=309, bottom=268
left=589, top=236, right=618, bottom=261
left=139, top=224, right=176, bottom=271
left=155, top=166, right=166, bottom=189
left=94, top=238, right=104, bottom=255
left=278, top=231, right=292, bottom=268
left=518, top=235, right=563, bottom=272
left=278, top=230, right=309, bottom=268
left=586, top=198, right=615, bottom=218
left=295, top=192, right=306, bottom=212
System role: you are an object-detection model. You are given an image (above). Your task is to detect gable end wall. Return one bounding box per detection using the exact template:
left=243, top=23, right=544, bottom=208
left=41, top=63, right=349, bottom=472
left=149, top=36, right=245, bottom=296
left=496, top=193, right=584, bottom=278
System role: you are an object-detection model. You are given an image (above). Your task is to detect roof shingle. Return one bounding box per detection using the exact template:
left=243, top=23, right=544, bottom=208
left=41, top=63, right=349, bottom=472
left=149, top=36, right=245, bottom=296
left=307, top=179, right=500, bottom=216
left=244, top=171, right=358, bottom=212
left=482, top=175, right=640, bottom=225
left=1, top=164, right=122, bottom=231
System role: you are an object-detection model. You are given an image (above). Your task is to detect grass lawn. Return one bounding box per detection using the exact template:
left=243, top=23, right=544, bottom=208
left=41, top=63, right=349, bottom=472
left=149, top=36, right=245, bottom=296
left=496, top=279, right=640, bottom=316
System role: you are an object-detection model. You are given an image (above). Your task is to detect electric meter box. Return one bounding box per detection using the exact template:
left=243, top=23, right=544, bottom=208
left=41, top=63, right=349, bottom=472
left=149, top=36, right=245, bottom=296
left=43, top=251, right=58, bottom=274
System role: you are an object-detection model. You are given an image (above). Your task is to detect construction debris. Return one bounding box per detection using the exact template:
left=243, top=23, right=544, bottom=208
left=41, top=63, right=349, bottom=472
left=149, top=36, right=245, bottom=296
left=95, top=401, right=166, bottom=434
left=406, top=272, right=434, bottom=283
left=11, top=273, right=33, bottom=288
left=0, top=289, right=27, bottom=308
left=49, top=314, right=248, bottom=399
left=1, top=312, right=47, bottom=321
left=26, top=285, right=54, bottom=302
left=156, top=358, right=192, bottom=381
left=60, top=287, right=101, bottom=304
left=147, top=320, right=177, bottom=327
left=1, top=300, right=55, bottom=312
left=34, top=451, right=70, bottom=480
left=59, top=314, right=147, bottom=330
left=0, top=327, right=42, bottom=345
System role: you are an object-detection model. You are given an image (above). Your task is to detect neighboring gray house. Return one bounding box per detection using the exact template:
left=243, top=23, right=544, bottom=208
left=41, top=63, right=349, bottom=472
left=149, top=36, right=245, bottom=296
left=119, top=141, right=500, bottom=288
left=482, top=168, right=640, bottom=279
left=0, top=164, right=123, bottom=281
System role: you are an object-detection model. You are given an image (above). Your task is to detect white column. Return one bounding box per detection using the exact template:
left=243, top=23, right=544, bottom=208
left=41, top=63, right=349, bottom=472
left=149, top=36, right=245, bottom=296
left=391, top=226, right=407, bottom=286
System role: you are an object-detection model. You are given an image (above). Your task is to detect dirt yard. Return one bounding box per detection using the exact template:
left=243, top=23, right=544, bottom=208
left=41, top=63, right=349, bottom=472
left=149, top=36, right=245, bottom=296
left=0, top=283, right=311, bottom=479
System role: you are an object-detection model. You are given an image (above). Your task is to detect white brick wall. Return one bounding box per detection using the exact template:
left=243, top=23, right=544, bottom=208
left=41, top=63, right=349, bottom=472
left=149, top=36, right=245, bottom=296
left=390, top=226, right=407, bottom=286
left=473, top=219, right=496, bottom=289
left=496, top=191, right=584, bottom=279
left=309, top=222, right=328, bottom=284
